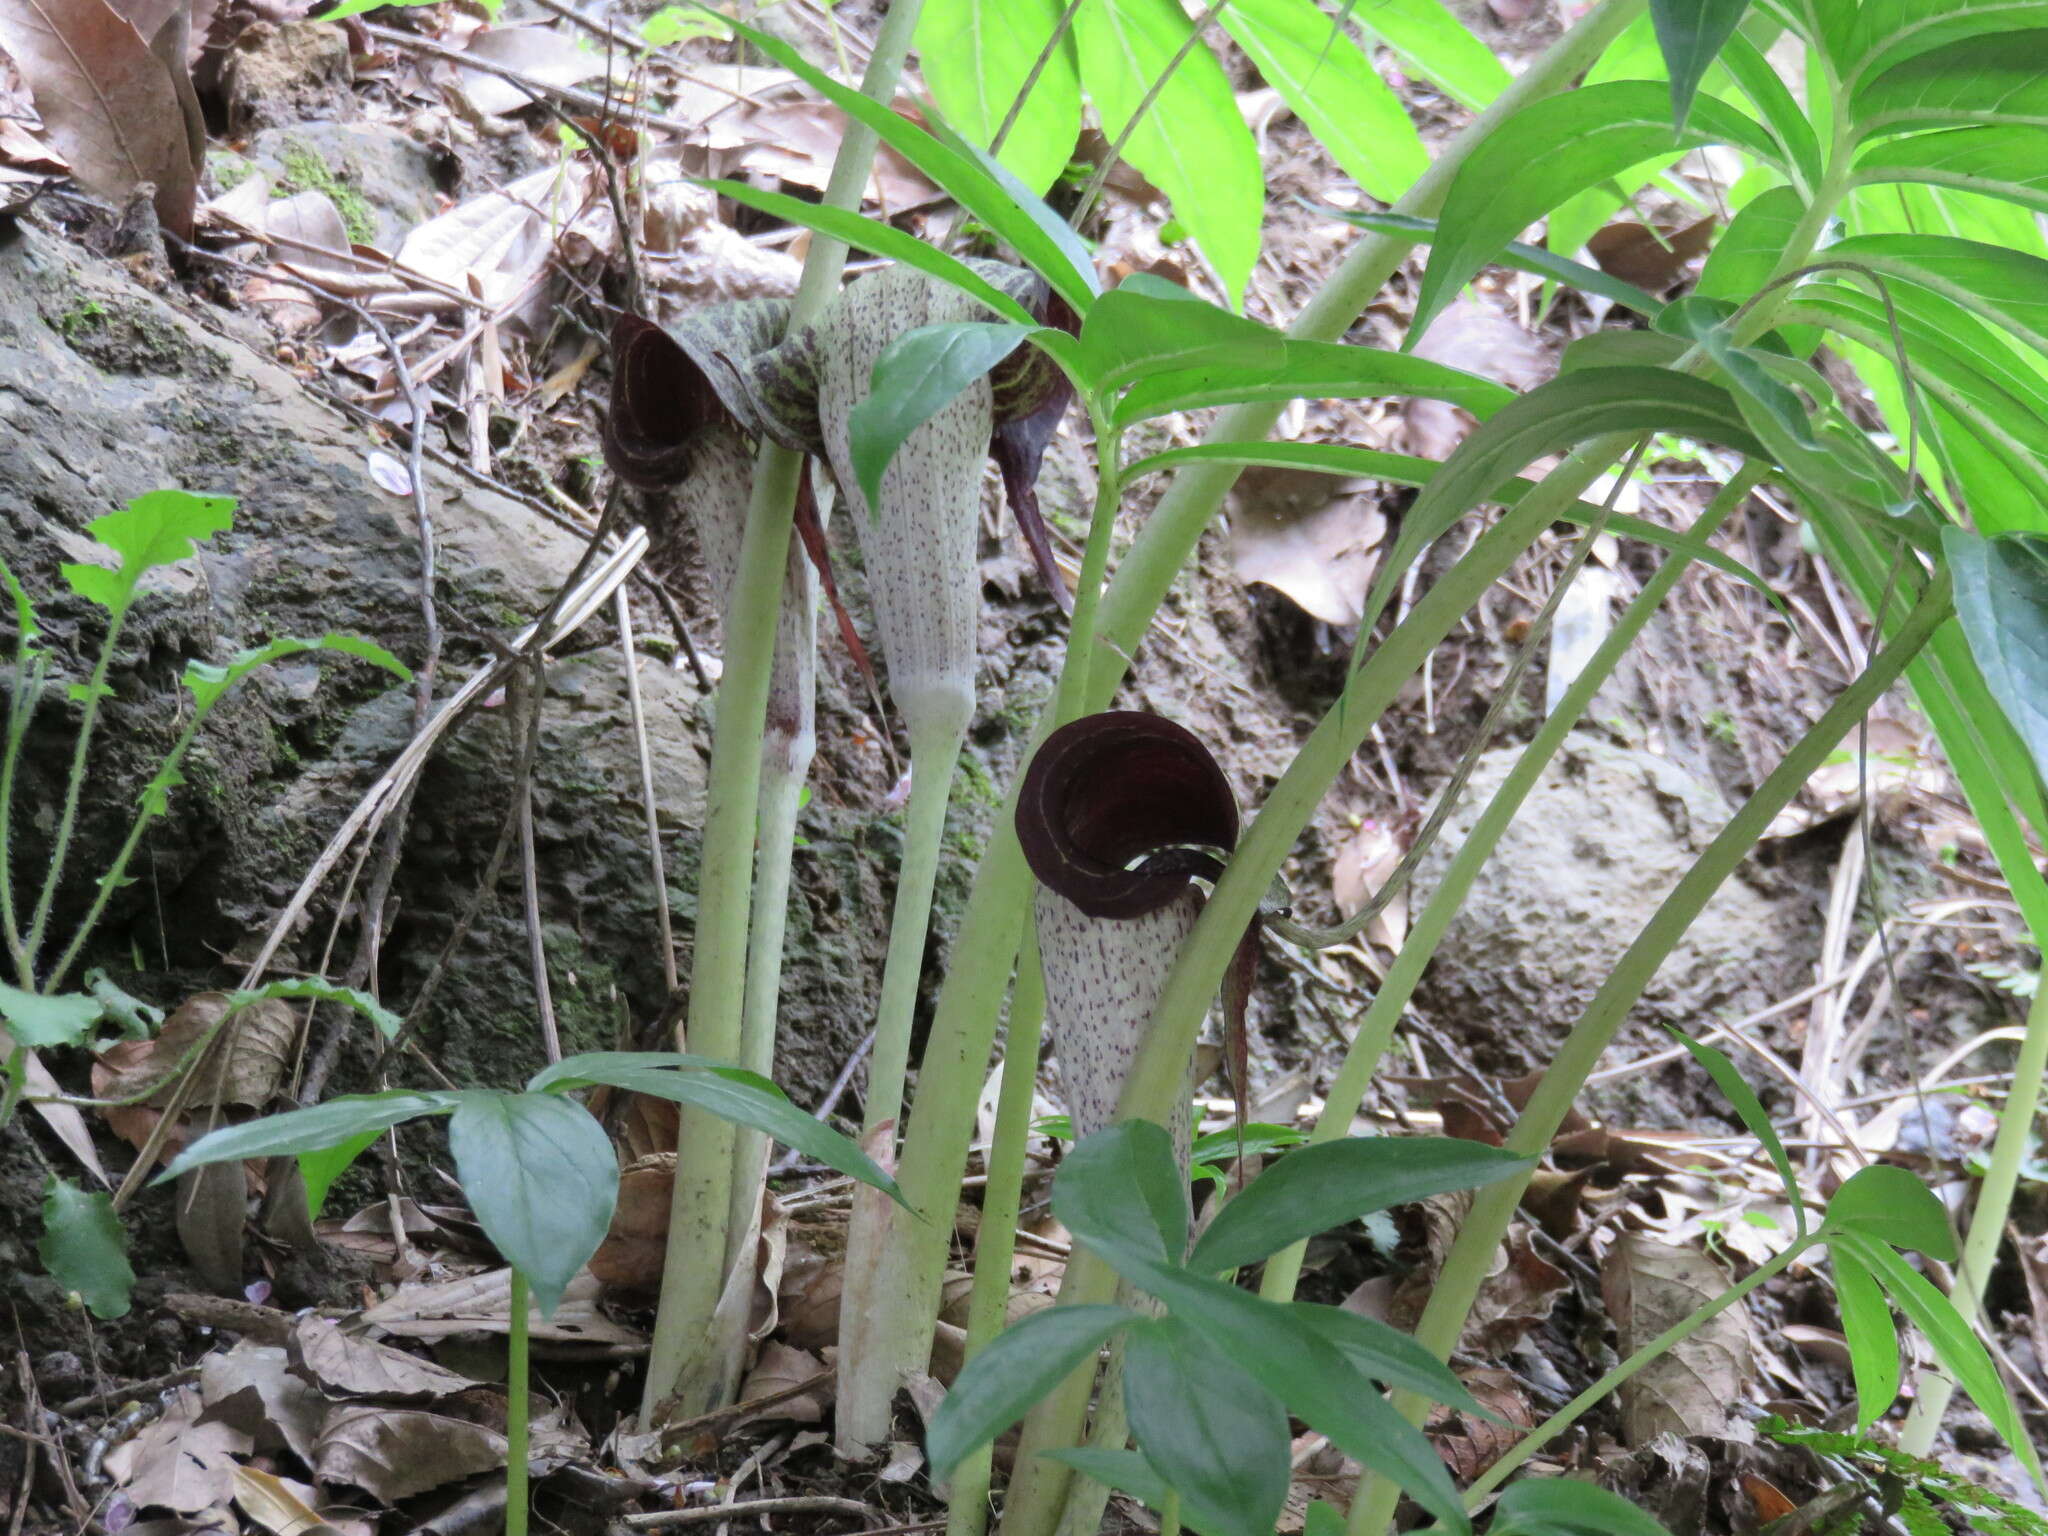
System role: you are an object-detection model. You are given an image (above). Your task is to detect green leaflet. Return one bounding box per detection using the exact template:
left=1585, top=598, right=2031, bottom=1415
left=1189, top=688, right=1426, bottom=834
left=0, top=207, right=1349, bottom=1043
left=1073, top=0, right=1263, bottom=308
left=1124, top=1317, right=1290, bottom=1536
left=1339, top=0, right=1507, bottom=111
left=850, top=320, right=1031, bottom=509
left=1219, top=0, right=1427, bottom=202
left=1856, top=124, right=2048, bottom=217
left=446, top=1090, right=617, bottom=1317
left=1944, top=529, right=2048, bottom=789
left=38, top=1177, right=133, bottom=1319
left=1410, top=80, right=1785, bottom=338
left=1830, top=1242, right=1902, bottom=1432
left=917, top=0, right=1082, bottom=195
left=1824, top=234, right=2048, bottom=359
left=1663, top=1026, right=1807, bottom=1238
left=925, top=1304, right=1137, bottom=1474
left=1852, top=28, right=2048, bottom=134
left=1648, top=0, right=1753, bottom=129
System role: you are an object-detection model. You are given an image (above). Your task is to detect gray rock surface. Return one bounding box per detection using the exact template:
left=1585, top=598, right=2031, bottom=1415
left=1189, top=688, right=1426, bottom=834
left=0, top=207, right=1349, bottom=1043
left=1412, top=733, right=1819, bottom=1084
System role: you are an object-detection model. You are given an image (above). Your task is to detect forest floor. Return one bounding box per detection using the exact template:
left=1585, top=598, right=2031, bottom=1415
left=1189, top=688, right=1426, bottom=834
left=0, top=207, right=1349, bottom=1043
left=1, top=1, right=2045, bottom=1533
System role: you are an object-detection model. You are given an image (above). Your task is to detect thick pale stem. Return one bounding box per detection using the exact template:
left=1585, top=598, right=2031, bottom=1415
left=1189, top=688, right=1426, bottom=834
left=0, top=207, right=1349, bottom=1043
left=1898, top=972, right=2048, bottom=1456
left=1258, top=466, right=1764, bottom=1304
left=507, top=1269, right=532, bottom=1536
left=837, top=717, right=968, bottom=1452
left=1346, top=570, right=1952, bottom=1535
left=638, top=0, right=927, bottom=1422
left=850, top=0, right=1643, bottom=1452
left=946, top=940, right=1047, bottom=1536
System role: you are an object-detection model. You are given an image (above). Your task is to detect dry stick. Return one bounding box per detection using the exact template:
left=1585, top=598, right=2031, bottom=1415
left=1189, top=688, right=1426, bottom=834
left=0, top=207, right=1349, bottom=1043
left=513, top=662, right=562, bottom=1063
left=619, top=1497, right=877, bottom=1530
left=616, top=588, right=678, bottom=994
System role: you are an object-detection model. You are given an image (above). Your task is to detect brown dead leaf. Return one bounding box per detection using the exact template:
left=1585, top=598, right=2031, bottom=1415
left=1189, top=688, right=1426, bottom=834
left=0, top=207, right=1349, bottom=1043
left=1586, top=215, right=1715, bottom=293
left=292, top=1314, right=479, bottom=1399
left=1330, top=817, right=1405, bottom=951
left=1229, top=465, right=1385, bottom=626
left=198, top=1340, right=326, bottom=1465
left=1425, top=1366, right=1534, bottom=1482
left=0, top=114, right=64, bottom=169
left=731, top=100, right=935, bottom=212
left=395, top=161, right=587, bottom=311
left=1401, top=299, right=1550, bottom=460
left=590, top=1151, right=672, bottom=1289
left=313, top=1404, right=506, bottom=1503
left=175, top=1158, right=248, bottom=1291
left=0, top=0, right=197, bottom=236
left=1601, top=1234, right=1755, bottom=1447
left=100, top=993, right=294, bottom=1109
left=449, top=22, right=604, bottom=115
left=1392, top=1195, right=1567, bottom=1352
left=778, top=1214, right=845, bottom=1351
left=361, top=1266, right=645, bottom=1346
left=106, top=1388, right=252, bottom=1513
left=231, top=1466, right=345, bottom=1536
left=735, top=1341, right=826, bottom=1426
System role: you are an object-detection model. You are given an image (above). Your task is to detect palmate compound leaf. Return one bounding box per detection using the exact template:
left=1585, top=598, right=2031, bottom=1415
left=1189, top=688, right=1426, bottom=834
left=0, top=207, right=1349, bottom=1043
left=39, top=1176, right=133, bottom=1319
left=1830, top=1230, right=2046, bottom=1490
left=1408, top=80, right=1785, bottom=340
left=1186, top=1133, right=1532, bottom=1273
left=445, top=1090, right=616, bottom=1316
left=1123, top=1315, right=1290, bottom=1536
left=1944, top=529, right=2048, bottom=788
left=1662, top=1025, right=1806, bottom=1238
left=925, top=1304, right=1137, bottom=1475
left=1830, top=1240, right=1902, bottom=1432
left=530, top=1051, right=902, bottom=1200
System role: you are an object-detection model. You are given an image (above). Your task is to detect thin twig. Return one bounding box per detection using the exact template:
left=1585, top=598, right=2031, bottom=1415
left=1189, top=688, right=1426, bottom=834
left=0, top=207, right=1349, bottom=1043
left=620, top=1496, right=877, bottom=1530
left=767, top=1028, right=874, bottom=1176
left=616, top=587, right=678, bottom=993
left=363, top=23, right=702, bottom=135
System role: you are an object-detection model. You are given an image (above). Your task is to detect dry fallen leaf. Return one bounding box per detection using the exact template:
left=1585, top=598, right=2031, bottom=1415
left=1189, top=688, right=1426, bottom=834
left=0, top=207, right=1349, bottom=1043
left=0, top=0, right=197, bottom=235
left=1602, top=1234, right=1755, bottom=1446
left=1230, top=465, right=1386, bottom=627
left=591, top=1151, right=673, bottom=1290
left=362, top=1266, right=645, bottom=1346
left=1587, top=215, right=1716, bottom=293
left=106, top=1388, right=252, bottom=1513
left=231, top=1466, right=345, bottom=1536
left=735, top=1341, right=826, bottom=1425
left=199, top=1340, right=326, bottom=1466
left=313, top=1403, right=507, bottom=1503
left=292, top=1314, right=480, bottom=1400
left=1401, top=299, right=1550, bottom=461
left=1425, top=1365, right=1534, bottom=1482
left=1330, top=817, right=1406, bottom=951
left=450, top=22, right=605, bottom=116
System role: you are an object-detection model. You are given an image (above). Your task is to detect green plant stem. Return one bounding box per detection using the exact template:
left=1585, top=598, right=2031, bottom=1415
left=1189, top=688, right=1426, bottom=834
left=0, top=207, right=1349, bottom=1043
left=0, top=654, right=42, bottom=982
left=1257, top=465, right=1765, bottom=1305
left=946, top=941, right=1047, bottom=1536
left=507, top=1268, right=532, bottom=1536
left=1004, top=1040, right=1192, bottom=1536
left=1464, top=1236, right=1821, bottom=1505
left=43, top=702, right=217, bottom=994
left=867, top=721, right=969, bottom=1141
left=721, top=751, right=813, bottom=1268
left=855, top=0, right=1643, bottom=1429
left=640, top=0, right=925, bottom=1423
left=24, top=612, right=127, bottom=977
left=1898, top=971, right=2048, bottom=1456
left=1346, top=568, right=1952, bottom=1536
